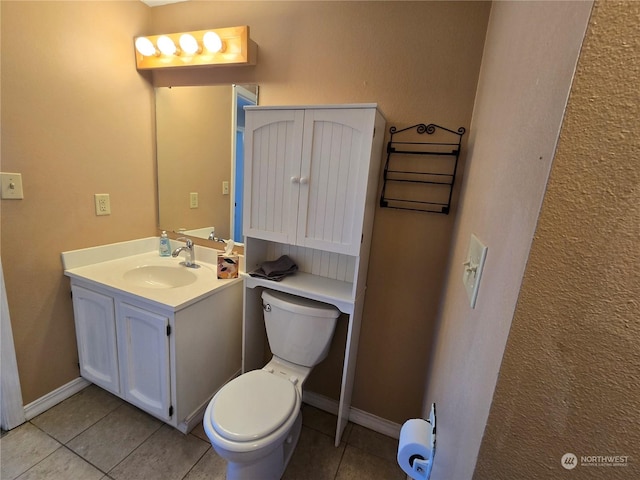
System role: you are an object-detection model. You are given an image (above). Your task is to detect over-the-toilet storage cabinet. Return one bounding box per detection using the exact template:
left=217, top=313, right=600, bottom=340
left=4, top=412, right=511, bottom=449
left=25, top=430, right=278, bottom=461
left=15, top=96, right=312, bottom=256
left=242, top=104, right=385, bottom=446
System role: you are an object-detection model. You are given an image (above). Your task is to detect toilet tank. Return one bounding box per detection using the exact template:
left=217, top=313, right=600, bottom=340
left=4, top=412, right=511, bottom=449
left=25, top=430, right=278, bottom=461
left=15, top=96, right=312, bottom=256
left=261, top=290, right=340, bottom=368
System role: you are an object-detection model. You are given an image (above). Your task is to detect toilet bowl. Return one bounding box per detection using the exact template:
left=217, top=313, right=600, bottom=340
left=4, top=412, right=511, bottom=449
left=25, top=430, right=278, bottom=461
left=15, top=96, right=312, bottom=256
left=203, top=363, right=304, bottom=479
left=203, top=289, right=340, bottom=480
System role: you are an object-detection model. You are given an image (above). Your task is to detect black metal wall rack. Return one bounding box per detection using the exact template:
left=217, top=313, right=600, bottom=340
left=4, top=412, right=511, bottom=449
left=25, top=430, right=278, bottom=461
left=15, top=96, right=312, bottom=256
left=379, top=123, right=466, bottom=214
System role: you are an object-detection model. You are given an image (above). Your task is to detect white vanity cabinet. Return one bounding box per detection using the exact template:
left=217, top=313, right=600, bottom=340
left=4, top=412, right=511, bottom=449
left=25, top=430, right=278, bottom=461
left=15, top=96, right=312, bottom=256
left=71, top=285, right=120, bottom=396
left=244, top=106, right=380, bottom=256
left=242, top=104, right=386, bottom=446
left=116, top=302, right=171, bottom=421
left=69, top=276, right=243, bottom=433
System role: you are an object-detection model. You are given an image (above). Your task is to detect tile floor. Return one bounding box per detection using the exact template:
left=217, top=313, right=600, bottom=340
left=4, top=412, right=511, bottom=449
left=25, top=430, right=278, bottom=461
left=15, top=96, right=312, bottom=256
left=1, top=385, right=405, bottom=480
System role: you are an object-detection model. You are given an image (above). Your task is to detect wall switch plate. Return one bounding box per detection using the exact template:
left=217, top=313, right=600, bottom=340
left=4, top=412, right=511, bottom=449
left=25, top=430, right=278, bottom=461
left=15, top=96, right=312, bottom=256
left=222, top=181, right=229, bottom=195
left=94, top=193, right=111, bottom=216
left=463, top=234, right=488, bottom=308
left=1, top=172, right=24, bottom=199
left=190, top=192, right=198, bottom=208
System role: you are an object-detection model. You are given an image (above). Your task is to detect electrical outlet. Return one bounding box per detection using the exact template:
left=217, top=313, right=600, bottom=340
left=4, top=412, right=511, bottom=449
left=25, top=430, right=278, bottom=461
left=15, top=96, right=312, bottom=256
left=190, top=192, right=198, bottom=208
left=222, top=181, right=229, bottom=195
left=94, top=193, right=111, bottom=216
left=1, top=172, right=24, bottom=199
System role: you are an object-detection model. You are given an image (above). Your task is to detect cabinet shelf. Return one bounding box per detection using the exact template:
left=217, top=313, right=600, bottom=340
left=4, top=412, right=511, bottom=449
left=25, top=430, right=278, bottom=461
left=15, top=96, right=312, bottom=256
left=243, top=271, right=355, bottom=314
left=379, top=123, right=465, bottom=214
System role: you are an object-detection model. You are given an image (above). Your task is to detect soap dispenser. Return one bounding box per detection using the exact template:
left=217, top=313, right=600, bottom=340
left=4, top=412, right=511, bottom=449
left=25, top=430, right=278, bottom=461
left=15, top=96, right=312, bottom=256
left=159, top=231, right=171, bottom=257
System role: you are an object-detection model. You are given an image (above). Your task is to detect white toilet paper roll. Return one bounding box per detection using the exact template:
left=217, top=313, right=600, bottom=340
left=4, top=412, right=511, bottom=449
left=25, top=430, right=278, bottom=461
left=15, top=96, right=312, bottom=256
left=397, top=418, right=433, bottom=480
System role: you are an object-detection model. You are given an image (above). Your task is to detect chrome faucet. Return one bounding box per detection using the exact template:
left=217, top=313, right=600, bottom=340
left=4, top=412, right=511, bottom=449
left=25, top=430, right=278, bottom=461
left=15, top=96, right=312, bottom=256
left=172, top=237, right=199, bottom=268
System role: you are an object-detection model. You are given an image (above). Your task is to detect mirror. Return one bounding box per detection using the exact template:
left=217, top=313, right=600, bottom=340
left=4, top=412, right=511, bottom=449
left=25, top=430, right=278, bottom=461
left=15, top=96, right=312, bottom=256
left=156, top=84, right=258, bottom=243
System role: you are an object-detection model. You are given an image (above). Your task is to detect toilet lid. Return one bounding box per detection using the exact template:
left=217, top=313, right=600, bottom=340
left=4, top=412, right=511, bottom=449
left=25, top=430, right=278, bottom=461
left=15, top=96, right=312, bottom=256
left=211, top=370, right=297, bottom=442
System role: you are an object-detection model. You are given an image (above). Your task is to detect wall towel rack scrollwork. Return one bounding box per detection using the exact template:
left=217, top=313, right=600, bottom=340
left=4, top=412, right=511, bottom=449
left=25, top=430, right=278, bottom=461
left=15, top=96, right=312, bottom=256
left=379, top=123, right=466, bottom=214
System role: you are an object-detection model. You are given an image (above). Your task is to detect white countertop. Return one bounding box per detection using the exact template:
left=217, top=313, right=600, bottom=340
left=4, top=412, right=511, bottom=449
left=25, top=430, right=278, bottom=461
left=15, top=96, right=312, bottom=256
left=62, top=238, right=242, bottom=311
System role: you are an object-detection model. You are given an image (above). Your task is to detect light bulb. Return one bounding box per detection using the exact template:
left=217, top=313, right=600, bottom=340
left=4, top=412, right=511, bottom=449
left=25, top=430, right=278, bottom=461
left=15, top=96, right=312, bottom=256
left=135, top=37, right=157, bottom=56
left=203, top=31, right=224, bottom=53
left=179, top=34, right=200, bottom=55
left=157, top=35, right=177, bottom=55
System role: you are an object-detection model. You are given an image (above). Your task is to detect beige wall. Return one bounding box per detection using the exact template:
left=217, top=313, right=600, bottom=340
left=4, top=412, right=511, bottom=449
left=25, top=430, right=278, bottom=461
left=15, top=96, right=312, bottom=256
left=424, top=2, right=593, bottom=479
left=156, top=85, right=233, bottom=238
left=474, top=1, right=640, bottom=478
left=1, top=1, right=156, bottom=404
left=1, top=1, right=490, bottom=422
left=148, top=0, right=490, bottom=423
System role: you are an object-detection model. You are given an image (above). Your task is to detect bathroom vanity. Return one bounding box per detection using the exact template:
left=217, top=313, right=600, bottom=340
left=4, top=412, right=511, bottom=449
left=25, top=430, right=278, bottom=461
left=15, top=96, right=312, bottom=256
left=62, top=237, right=243, bottom=433
left=242, top=104, right=386, bottom=446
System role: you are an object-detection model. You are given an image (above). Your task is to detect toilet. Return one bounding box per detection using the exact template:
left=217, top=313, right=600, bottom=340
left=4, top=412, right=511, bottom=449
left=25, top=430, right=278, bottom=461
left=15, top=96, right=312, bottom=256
left=203, top=289, right=340, bottom=480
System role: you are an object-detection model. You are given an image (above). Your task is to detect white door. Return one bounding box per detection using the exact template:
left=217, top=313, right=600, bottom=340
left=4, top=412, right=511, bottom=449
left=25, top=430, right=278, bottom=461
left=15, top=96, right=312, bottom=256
left=116, top=302, right=171, bottom=421
left=244, top=109, right=304, bottom=244
left=298, top=108, right=374, bottom=255
left=71, top=285, right=120, bottom=395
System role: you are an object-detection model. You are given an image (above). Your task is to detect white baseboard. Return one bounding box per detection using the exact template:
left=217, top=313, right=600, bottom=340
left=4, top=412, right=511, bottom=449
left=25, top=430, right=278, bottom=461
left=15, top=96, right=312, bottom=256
left=302, top=390, right=339, bottom=415
left=303, top=391, right=401, bottom=439
left=177, top=368, right=242, bottom=434
left=24, top=377, right=91, bottom=420
left=349, top=406, right=401, bottom=439
left=21, top=379, right=402, bottom=441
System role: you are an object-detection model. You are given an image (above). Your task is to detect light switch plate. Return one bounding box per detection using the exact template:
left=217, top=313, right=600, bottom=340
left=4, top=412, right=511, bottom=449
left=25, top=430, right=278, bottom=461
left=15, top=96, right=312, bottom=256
left=190, top=192, right=198, bottom=208
left=463, top=234, right=488, bottom=308
left=1, top=172, right=24, bottom=199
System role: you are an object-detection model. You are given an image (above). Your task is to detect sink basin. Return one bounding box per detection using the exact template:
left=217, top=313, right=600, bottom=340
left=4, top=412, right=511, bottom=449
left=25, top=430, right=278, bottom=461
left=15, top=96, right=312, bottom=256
left=123, top=265, right=198, bottom=289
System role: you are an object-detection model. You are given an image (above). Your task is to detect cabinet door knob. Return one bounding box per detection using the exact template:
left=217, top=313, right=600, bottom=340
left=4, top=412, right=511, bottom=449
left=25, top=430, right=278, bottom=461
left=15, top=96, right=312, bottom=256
left=290, top=176, right=300, bottom=184
left=299, top=176, right=309, bottom=185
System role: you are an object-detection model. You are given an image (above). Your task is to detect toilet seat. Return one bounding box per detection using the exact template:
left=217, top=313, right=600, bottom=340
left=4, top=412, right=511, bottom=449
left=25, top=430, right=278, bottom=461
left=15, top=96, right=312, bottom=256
left=210, top=370, right=297, bottom=442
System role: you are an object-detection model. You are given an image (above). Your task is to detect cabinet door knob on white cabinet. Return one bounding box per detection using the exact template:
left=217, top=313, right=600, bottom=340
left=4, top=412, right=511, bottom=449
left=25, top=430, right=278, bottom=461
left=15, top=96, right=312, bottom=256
left=244, top=105, right=385, bottom=256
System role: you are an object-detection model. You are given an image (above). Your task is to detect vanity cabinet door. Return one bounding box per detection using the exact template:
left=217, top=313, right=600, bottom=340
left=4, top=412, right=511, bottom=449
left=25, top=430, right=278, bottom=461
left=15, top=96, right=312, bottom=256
left=116, top=302, right=172, bottom=421
left=297, top=108, right=374, bottom=255
left=71, top=285, right=120, bottom=395
left=244, top=109, right=305, bottom=244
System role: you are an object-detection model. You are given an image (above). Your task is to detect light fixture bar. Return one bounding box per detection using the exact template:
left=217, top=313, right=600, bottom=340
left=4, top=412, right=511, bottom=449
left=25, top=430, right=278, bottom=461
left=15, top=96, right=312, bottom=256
left=134, top=26, right=256, bottom=70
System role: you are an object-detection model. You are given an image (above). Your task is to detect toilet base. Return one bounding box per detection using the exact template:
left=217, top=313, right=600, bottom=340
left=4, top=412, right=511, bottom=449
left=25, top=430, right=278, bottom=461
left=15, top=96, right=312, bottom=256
left=225, top=411, right=303, bottom=480
left=282, top=411, right=302, bottom=472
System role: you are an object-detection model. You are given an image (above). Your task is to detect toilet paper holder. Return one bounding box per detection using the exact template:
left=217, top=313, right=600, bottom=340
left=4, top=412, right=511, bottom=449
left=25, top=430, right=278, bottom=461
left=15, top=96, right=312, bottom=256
left=398, top=403, right=436, bottom=480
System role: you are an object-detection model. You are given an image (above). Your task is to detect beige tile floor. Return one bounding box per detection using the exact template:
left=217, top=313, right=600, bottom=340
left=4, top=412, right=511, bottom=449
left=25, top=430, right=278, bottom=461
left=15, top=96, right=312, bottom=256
left=1, top=385, right=405, bottom=480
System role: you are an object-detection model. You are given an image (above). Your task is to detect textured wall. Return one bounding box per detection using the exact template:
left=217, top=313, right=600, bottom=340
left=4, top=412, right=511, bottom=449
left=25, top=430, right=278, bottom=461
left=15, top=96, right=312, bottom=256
left=423, top=2, right=594, bottom=479
left=474, top=1, right=640, bottom=478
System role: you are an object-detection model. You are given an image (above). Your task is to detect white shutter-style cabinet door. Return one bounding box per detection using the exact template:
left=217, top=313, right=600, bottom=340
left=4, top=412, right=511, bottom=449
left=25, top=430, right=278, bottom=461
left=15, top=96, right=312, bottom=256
left=297, top=108, right=374, bottom=255
left=71, top=285, right=120, bottom=395
left=244, top=109, right=305, bottom=244
left=116, top=302, right=172, bottom=421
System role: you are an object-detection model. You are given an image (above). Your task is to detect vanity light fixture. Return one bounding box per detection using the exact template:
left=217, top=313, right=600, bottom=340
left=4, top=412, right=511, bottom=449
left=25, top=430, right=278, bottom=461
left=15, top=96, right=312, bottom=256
left=134, top=36, right=158, bottom=57
left=134, top=25, right=256, bottom=70
left=156, top=35, right=178, bottom=55
left=179, top=34, right=201, bottom=55
left=203, top=31, right=224, bottom=53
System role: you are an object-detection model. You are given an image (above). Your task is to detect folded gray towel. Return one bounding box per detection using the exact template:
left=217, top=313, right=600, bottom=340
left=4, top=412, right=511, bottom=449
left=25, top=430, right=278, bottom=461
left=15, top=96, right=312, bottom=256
left=260, top=255, right=298, bottom=276
left=249, top=255, right=298, bottom=281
